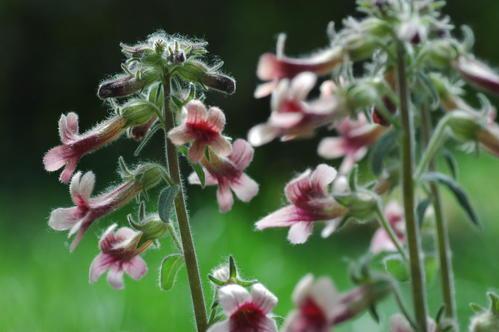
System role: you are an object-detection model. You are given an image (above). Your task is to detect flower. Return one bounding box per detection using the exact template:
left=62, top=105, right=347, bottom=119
left=168, top=100, right=232, bottom=162
left=249, top=73, right=343, bottom=147
left=255, top=164, right=346, bottom=244
left=370, top=201, right=405, bottom=255
left=207, top=283, right=278, bottom=332
left=318, top=114, right=385, bottom=173
left=188, top=139, right=259, bottom=213
left=282, top=275, right=340, bottom=332
left=454, top=56, right=499, bottom=95
left=390, top=313, right=436, bottom=332
left=255, top=47, right=344, bottom=98
left=48, top=167, right=162, bottom=251
left=89, top=224, right=149, bottom=289
left=43, top=113, right=127, bottom=183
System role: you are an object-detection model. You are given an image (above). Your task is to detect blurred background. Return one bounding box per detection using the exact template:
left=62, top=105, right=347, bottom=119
left=1, top=0, right=499, bottom=331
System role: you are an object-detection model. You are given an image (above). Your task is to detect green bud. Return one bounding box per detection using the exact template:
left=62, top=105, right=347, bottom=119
left=335, top=190, right=379, bottom=220
left=120, top=99, right=157, bottom=126
left=447, top=111, right=482, bottom=142
left=175, top=60, right=236, bottom=95
left=132, top=163, right=165, bottom=190
left=129, top=214, right=169, bottom=243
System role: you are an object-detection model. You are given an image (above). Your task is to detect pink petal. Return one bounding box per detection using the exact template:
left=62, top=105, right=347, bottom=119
left=210, top=136, right=232, bottom=157
left=48, top=207, right=80, bottom=231
left=43, top=146, right=66, bottom=172
left=186, top=100, right=208, bottom=124
left=257, top=53, right=281, bottom=81
left=124, top=256, right=148, bottom=280
left=168, top=125, right=192, bottom=145
left=58, top=112, right=79, bottom=144
left=230, top=174, right=259, bottom=202
left=70, top=171, right=95, bottom=203
left=287, top=222, right=314, bottom=244
left=270, top=112, right=304, bottom=128
left=289, top=72, right=317, bottom=100
left=258, top=316, right=279, bottom=332
left=369, top=229, right=396, bottom=255
left=59, top=158, right=79, bottom=184
left=69, top=222, right=90, bottom=252
left=310, top=164, right=337, bottom=194
left=255, top=205, right=300, bottom=230
left=188, top=141, right=207, bottom=162
left=217, top=184, right=234, bottom=213
left=206, top=320, right=230, bottom=332
left=248, top=124, right=279, bottom=147
left=254, top=81, right=278, bottom=99
left=218, top=284, right=251, bottom=315
left=89, top=253, right=112, bottom=283
left=207, top=107, right=226, bottom=132
left=250, top=283, right=278, bottom=314
left=228, top=139, right=254, bottom=170
left=317, top=137, right=347, bottom=159
left=107, top=265, right=125, bottom=290
left=188, top=171, right=218, bottom=186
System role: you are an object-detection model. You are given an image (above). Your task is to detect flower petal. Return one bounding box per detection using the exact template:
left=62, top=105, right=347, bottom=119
left=189, top=141, right=207, bottom=162
left=207, top=107, right=226, bottom=132
left=89, top=253, right=112, bottom=283
left=168, top=125, right=192, bottom=145
left=59, top=112, right=79, bottom=144
left=248, top=124, right=279, bottom=147
left=254, top=81, right=278, bottom=99
left=269, top=112, right=304, bottom=128
left=43, top=146, right=67, bottom=172
left=292, top=274, right=315, bottom=305
left=124, top=256, right=148, bottom=280
left=289, top=72, right=317, bottom=100
left=59, top=158, right=79, bottom=184
left=230, top=174, right=259, bottom=203
left=188, top=170, right=218, bottom=186
left=321, top=219, right=340, bottom=238
left=309, top=277, right=339, bottom=320
left=218, top=284, right=251, bottom=316
left=48, top=207, right=79, bottom=231
left=210, top=136, right=232, bottom=157
left=206, top=320, right=230, bottom=332
left=217, top=184, right=234, bottom=213
left=228, top=139, right=254, bottom=170
left=107, top=265, right=125, bottom=290
left=287, top=222, right=314, bottom=244
left=251, top=283, right=278, bottom=314
left=255, top=205, right=301, bottom=230
left=258, top=316, right=279, bottom=332
left=186, top=100, right=208, bottom=124
left=317, top=137, right=347, bottom=159
left=310, top=164, right=337, bottom=194
left=369, top=229, right=396, bottom=255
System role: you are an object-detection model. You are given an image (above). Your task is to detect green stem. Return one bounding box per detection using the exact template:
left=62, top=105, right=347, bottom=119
left=162, top=77, right=208, bottom=332
left=415, top=114, right=450, bottom=179
left=396, top=42, right=429, bottom=332
left=420, top=107, right=458, bottom=326
left=376, top=204, right=408, bottom=261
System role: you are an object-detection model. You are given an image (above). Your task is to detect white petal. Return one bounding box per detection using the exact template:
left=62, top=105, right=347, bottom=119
left=124, top=256, right=148, bottom=280
left=259, top=316, right=279, bottom=332
left=230, top=174, right=259, bottom=203
left=48, top=207, right=79, bottom=231
left=309, top=277, right=339, bottom=320
left=218, top=284, right=251, bottom=316
left=321, top=219, right=340, bottom=238
left=287, top=222, right=314, bottom=244
left=290, top=72, right=317, bottom=100
left=250, top=283, right=278, bottom=314
left=207, top=107, right=226, bottom=132
left=107, top=266, right=125, bottom=290
left=317, top=137, right=347, bottom=159
left=292, top=274, right=315, bottom=305
left=248, top=124, right=279, bottom=147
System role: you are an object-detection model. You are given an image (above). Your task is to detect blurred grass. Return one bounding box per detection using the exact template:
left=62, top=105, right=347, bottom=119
left=1, top=152, right=498, bottom=331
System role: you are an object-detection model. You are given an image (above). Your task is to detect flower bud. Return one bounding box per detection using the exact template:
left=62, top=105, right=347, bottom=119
left=98, top=70, right=159, bottom=99
left=423, top=40, right=459, bottom=69
left=469, top=292, right=499, bottom=332
left=334, top=190, right=379, bottom=220
left=129, top=215, right=169, bottom=243
left=175, top=60, right=236, bottom=95
left=447, top=111, right=482, bottom=142
left=120, top=99, right=157, bottom=127
left=455, top=56, right=499, bottom=95
left=131, top=163, right=165, bottom=190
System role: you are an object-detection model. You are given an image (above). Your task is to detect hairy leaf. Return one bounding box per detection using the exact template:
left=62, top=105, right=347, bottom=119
left=159, top=253, right=184, bottom=291
left=158, top=186, right=178, bottom=223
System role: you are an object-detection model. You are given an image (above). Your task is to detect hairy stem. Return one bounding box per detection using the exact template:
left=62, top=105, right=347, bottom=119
left=420, top=107, right=458, bottom=326
left=396, top=43, right=429, bottom=332
left=162, top=77, right=208, bottom=332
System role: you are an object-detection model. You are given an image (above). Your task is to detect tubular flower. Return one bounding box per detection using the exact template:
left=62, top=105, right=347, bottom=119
left=43, top=113, right=127, bottom=183
left=255, top=164, right=347, bottom=244
left=318, top=114, right=385, bottom=173
left=454, top=56, right=499, bottom=95
left=188, top=139, right=259, bottom=213
left=168, top=100, right=232, bottom=162
left=249, top=73, right=344, bottom=147
left=370, top=201, right=406, bottom=255
left=282, top=275, right=340, bottom=332
left=89, top=224, right=150, bottom=290
left=390, top=314, right=436, bottom=332
left=48, top=167, right=162, bottom=251
left=255, top=47, right=344, bottom=98
left=207, top=283, right=278, bottom=332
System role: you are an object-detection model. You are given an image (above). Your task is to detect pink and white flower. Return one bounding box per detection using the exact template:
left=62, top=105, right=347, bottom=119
left=168, top=100, right=232, bottom=162
left=370, top=201, right=406, bottom=255
left=318, top=114, right=385, bottom=173
left=255, top=47, right=344, bottom=98
left=255, top=164, right=346, bottom=244
left=89, top=224, right=149, bottom=289
left=208, top=283, right=278, bottom=332
left=43, top=113, right=127, bottom=183
left=48, top=171, right=144, bottom=251
left=189, top=139, right=259, bottom=213
left=249, top=73, right=343, bottom=147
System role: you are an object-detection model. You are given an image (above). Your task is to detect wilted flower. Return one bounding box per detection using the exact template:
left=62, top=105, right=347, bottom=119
left=189, top=139, right=259, bottom=213
left=207, top=283, right=278, bottom=332
left=370, top=201, right=405, bottom=254
left=454, top=56, right=499, bottom=95
left=48, top=166, right=162, bottom=251
left=318, top=114, right=385, bottom=173
left=249, top=73, right=343, bottom=147
left=168, top=100, right=232, bottom=162
left=43, top=113, right=127, bottom=183
left=255, top=164, right=346, bottom=244
left=390, top=313, right=436, bottom=332
left=89, top=224, right=150, bottom=289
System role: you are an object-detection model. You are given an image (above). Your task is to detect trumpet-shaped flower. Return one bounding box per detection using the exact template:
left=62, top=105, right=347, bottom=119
left=370, top=201, right=406, bottom=255
left=255, top=164, right=346, bottom=244
left=208, top=283, right=278, bottom=332
left=43, top=113, right=127, bottom=183
left=189, top=139, right=259, bottom=213
left=168, top=100, right=232, bottom=162
left=89, top=224, right=149, bottom=289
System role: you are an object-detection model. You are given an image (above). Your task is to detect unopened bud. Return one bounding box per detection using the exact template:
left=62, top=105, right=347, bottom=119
left=455, top=56, right=499, bottom=95
left=447, top=111, right=482, bottom=142
left=98, top=70, right=159, bottom=99
left=132, top=163, right=164, bottom=190
left=176, top=60, right=236, bottom=95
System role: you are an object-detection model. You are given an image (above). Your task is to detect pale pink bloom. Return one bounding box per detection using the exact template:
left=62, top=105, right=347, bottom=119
left=370, top=201, right=405, bottom=255
left=454, top=56, right=499, bottom=95
left=318, top=114, right=385, bottom=173
left=282, top=275, right=340, bottom=332
left=43, top=113, right=127, bottom=183
left=390, top=313, right=436, bottom=332
left=168, top=100, right=231, bottom=162
left=208, top=283, right=278, bottom=332
left=189, top=139, right=259, bottom=213
left=89, top=224, right=149, bottom=289
left=48, top=171, right=143, bottom=251
left=255, top=164, right=346, bottom=244
left=249, top=73, right=343, bottom=147
left=255, top=47, right=344, bottom=98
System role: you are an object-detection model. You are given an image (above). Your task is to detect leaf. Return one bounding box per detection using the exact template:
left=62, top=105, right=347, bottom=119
left=370, top=130, right=398, bottom=176
left=421, top=172, right=480, bottom=227
left=416, top=198, right=432, bottom=228
left=158, top=186, right=178, bottom=223
left=424, top=255, right=439, bottom=284
left=134, top=123, right=161, bottom=157
left=159, top=253, right=184, bottom=291
left=383, top=254, right=410, bottom=282
left=442, top=149, right=458, bottom=179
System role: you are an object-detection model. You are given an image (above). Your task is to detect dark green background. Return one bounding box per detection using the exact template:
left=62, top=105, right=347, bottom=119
left=1, top=1, right=498, bottom=331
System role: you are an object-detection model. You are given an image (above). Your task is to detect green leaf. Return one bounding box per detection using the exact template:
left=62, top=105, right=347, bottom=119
left=158, top=186, right=178, bottom=223
left=159, top=253, right=184, bottom=291
left=442, top=149, right=459, bottom=179
left=424, top=255, right=439, bottom=284
left=421, top=172, right=480, bottom=227
left=383, top=254, right=409, bottom=282
left=469, top=303, right=485, bottom=314
left=370, top=130, right=398, bottom=176
left=134, top=123, right=161, bottom=156
left=416, top=198, right=432, bottom=228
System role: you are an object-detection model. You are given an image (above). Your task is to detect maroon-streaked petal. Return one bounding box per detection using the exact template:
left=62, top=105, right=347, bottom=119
left=230, top=174, right=259, bottom=203
left=89, top=253, right=112, bottom=283
left=210, top=136, right=232, bottom=158
left=168, top=125, right=193, bottom=145
left=124, top=256, right=148, bottom=280
left=43, top=146, right=67, bottom=172
left=186, top=100, right=208, bottom=124
left=69, top=222, right=91, bottom=252
left=309, top=164, right=337, bottom=194
left=258, top=316, right=279, bottom=332
left=107, top=265, right=125, bottom=290
left=207, top=107, right=226, bottom=132
left=217, top=184, right=234, bottom=213
left=218, top=284, right=252, bottom=316
left=455, top=56, right=499, bottom=95
left=188, top=141, right=207, bottom=162
left=287, top=222, right=314, bottom=244
left=70, top=171, right=95, bottom=203
left=228, top=139, right=254, bottom=170
left=317, top=137, right=347, bottom=159
left=250, top=283, right=278, bottom=315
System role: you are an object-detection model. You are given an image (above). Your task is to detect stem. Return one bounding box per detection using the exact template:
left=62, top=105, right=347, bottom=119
left=376, top=204, right=408, bottom=261
left=415, top=114, right=450, bottom=179
left=420, top=107, right=458, bottom=325
left=396, top=42, right=429, bottom=332
left=162, top=77, right=208, bottom=332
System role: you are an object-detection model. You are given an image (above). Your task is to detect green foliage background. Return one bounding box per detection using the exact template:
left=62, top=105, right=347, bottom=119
left=1, top=0, right=498, bottom=330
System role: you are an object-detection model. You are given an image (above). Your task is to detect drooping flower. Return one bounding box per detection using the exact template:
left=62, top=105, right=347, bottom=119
left=89, top=224, right=150, bottom=289
left=207, top=283, right=278, bottom=332
left=454, top=56, right=499, bottom=95
left=255, top=164, right=346, bottom=244
left=43, top=113, right=128, bottom=183
left=249, top=73, right=344, bottom=147
left=370, top=201, right=405, bottom=255
left=255, top=47, right=344, bottom=98
left=48, top=165, right=162, bottom=251
left=168, top=100, right=232, bottom=162
left=318, top=113, right=385, bottom=173
left=390, top=313, right=436, bottom=332
left=188, top=139, right=259, bottom=213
